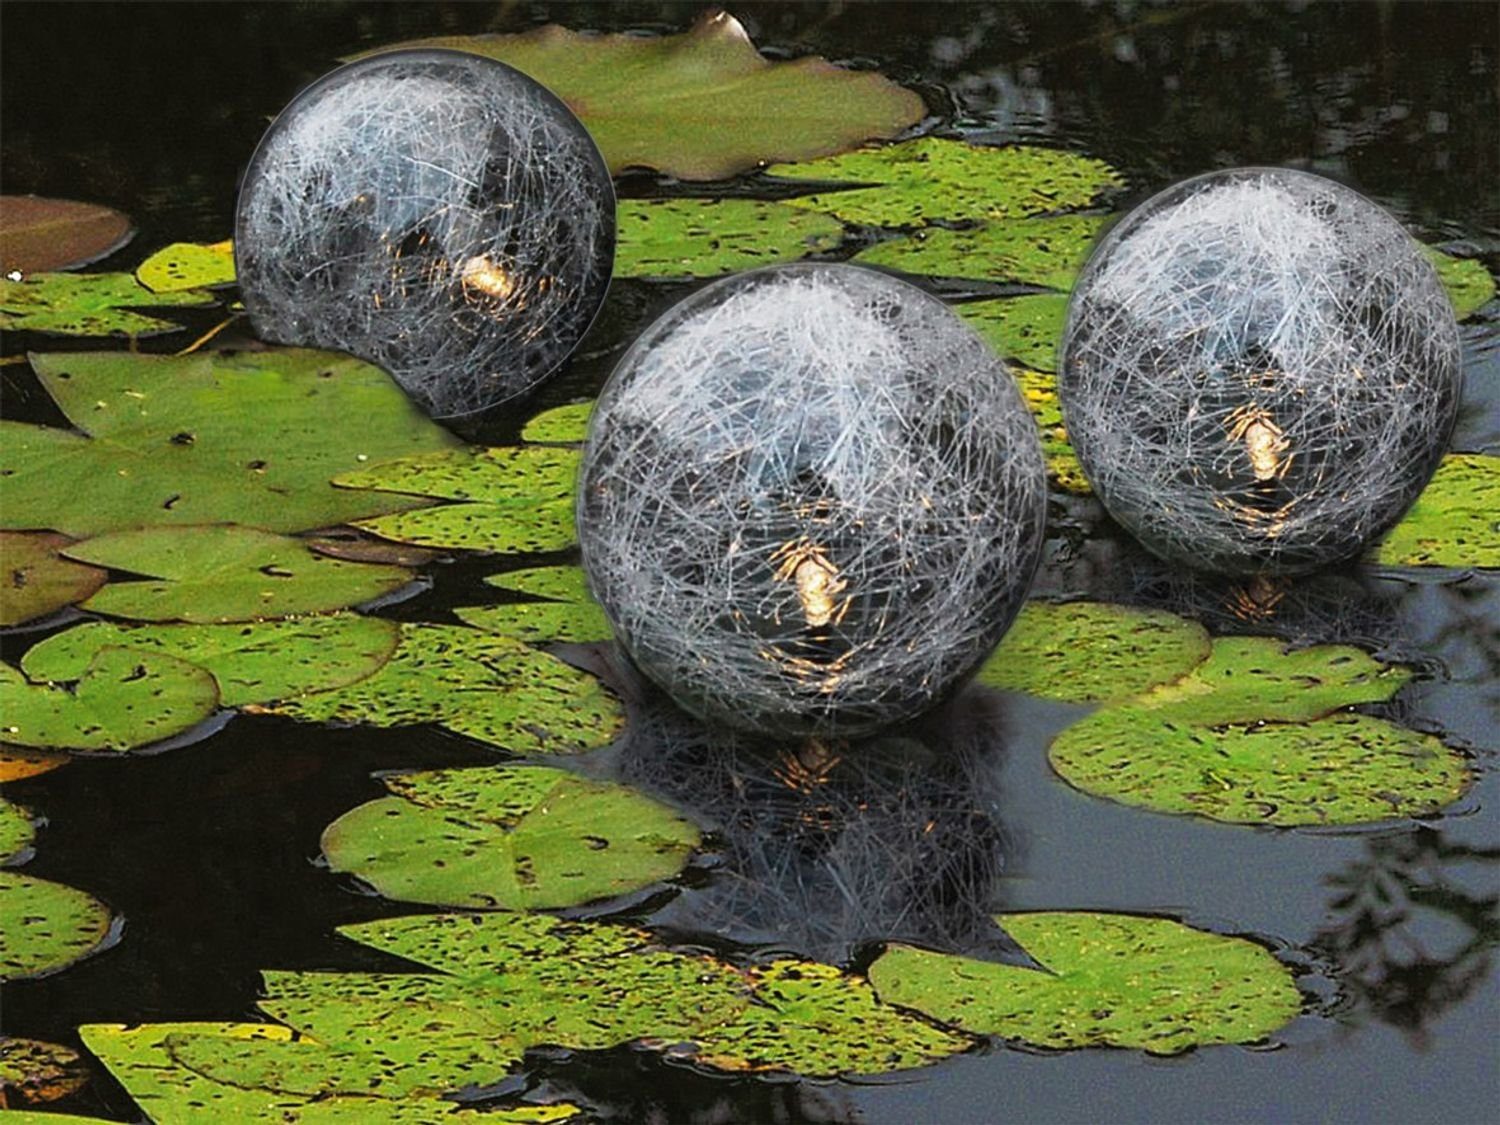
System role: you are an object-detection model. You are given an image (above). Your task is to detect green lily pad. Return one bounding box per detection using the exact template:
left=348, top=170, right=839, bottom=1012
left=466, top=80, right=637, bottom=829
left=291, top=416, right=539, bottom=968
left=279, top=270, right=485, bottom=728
left=323, top=764, right=699, bottom=910
left=869, top=911, right=1302, bottom=1054
left=1375, top=454, right=1499, bottom=569
left=0, top=271, right=215, bottom=336
left=20, top=614, right=400, bottom=707
left=615, top=199, right=843, bottom=279
left=485, top=566, right=594, bottom=603
left=260, top=624, right=623, bottom=755
left=977, top=601, right=1211, bottom=704
left=366, top=12, right=924, bottom=181
left=0, top=195, right=133, bottom=274
left=957, top=294, right=1068, bottom=372
left=520, top=402, right=592, bottom=445
left=61, top=526, right=412, bottom=624
left=1, top=647, right=219, bottom=752
left=0, top=531, right=107, bottom=626
left=1, top=349, right=459, bottom=538
left=769, top=138, right=1124, bottom=227
left=0, top=796, right=34, bottom=863
left=0, top=1037, right=89, bottom=1106
left=856, top=213, right=1105, bottom=289
left=356, top=500, right=576, bottom=555
left=0, top=871, right=113, bottom=980
left=456, top=566, right=613, bottom=644
left=1424, top=246, right=1496, bottom=319
left=135, top=239, right=236, bottom=293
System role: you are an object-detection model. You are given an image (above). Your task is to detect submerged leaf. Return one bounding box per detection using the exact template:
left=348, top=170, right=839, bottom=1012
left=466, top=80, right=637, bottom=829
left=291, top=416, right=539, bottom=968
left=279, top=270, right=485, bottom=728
left=0, top=746, right=69, bottom=783
left=0, top=531, right=106, bottom=626
left=0, top=1037, right=89, bottom=1107
left=135, top=239, right=236, bottom=292
left=615, top=198, right=843, bottom=279
left=520, top=402, right=592, bottom=445
left=957, top=294, right=1069, bottom=373
left=0, top=271, right=215, bottom=336
left=1374, top=453, right=1499, bottom=569
left=855, top=213, right=1105, bottom=288
left=869, top=911, right=1301, bottom=1053
left=0, top=196, right=132, bottom=274
left=0, top=871, right=113, bottom=980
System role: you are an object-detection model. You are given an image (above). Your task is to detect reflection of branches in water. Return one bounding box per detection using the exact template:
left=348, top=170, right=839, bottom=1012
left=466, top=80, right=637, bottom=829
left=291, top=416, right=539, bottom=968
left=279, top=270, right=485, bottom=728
left=611, top=685, right=1019, bottom=966
left=1313, top=827, right=1499, bottom=1049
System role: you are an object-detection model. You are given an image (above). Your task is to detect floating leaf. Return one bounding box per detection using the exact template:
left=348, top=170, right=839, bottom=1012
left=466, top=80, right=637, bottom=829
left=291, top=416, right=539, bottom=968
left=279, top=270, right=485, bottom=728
left=0, top=196, right=133, bottom=273
left=324, top=764, right=699, bottom=910
left=520, top=402, right=592, bottom=445
left=1375, top=454, right=1499, bottom=569
left=1, top=647, right=218, bottom=753
left=366, top=12, right=924, bottom=180
left=61, top=526, right=412, bottom=624
left=2, top=349, right=460, bottom=538
left=260, top=624, right=623, bottom=755
left=0, top=271, right=215, bottom=336
left=957, top=294, right=1068, bottom=372
left=0, top=531, right=106, bottom=627
left=356, top=500, right=575, bottom=555
left=0, top=797, right=34, bottom=863
left=21, top=614, right=400, bottom=707
left=615, top=198, right=843, bottom=279
left=305, top=529, right=443, bottom=568
left=1424, top=246, right=1496, bottom=319
left=457, top=566, right=612, bottom=643
left=856, top=213, right=1105, bottom=289
left=485, top=565, right=594, bottom=603
left=0, top=1037, right=89, bottom=1106
left=0, top=747, right=68, bottom=783
left=0, top=871, right=113, bottom=980
left=1000, top=366, right=1089, bottom=493
left=869, top=911, right=1301, bottom=1054
left=135, top=239, right=236, bottom=293
left=768, top=138, right=1123, bottom=227
left=977, top=601, right=1210, bottom=704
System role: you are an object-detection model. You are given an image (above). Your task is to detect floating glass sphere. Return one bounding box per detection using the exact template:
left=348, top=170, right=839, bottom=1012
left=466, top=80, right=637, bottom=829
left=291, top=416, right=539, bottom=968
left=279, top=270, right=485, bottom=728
left=1059, top=167, right=1461, bottom=576
left=578, top=264, right=1047, bottom=738
left=235, top=49, right=614, bottom=418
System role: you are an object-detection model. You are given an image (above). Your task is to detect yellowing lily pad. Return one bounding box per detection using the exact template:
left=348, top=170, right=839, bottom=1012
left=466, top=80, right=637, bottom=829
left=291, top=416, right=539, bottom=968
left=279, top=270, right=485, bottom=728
left=366, top=12, right=923, bottom=180
left=135, top=239, right=236, bottom=293
left=0, top=195, right=133, bottom=274
left=1008, top=366, right=1091, bottom=493
left=520, top=402, right=592, bottom=445
left=615, top=198, right=843, bottom=279
left=0, top=531, right=106, bottom=626
left=856, top=213, right=1105, bottom=289
left=0, top=271, right=215, bottom=336
left=1424, top=246, right=1496, bottom=319
left=1375, top=454, right=1499, bottom=569
left=0, top=871, right=113, bottom=980
left=0, top=747, right=69, bottom=783
left=868, top=911, right=1301, bottom=1054
left=957, top=294, right=1069, bottom=372
left=323, top=764, right=699, bottom=910
left=456, top=566, right=613, bottom=643
left=0, top=1037, right=89, bottom=1106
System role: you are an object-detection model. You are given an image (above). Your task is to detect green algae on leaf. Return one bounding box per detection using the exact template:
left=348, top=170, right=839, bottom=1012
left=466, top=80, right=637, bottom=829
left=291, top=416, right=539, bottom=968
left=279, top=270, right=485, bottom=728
left=0, top=796, right=35, bottom=864
left=456, top=566, right=613, bottom=644
left=856, top=213, right=1105, bottom=289
left=1424, top=246, right=1496, bottom=319
left=0, top=271, right=215, bottom=336
left=323, top=764, right=699, bottom=910
left=1375, top=454, right=1499, bottom=569
left=135, top=239, right=236, bottom=293
left=1, top=349, right=459, bottom=538
left=976, top=601, right=1211, bottom=704
left=0, top=1037, right=89, bottom=1106
left=0, top=871, right=113, bottom=980
left=363, top=11, right=923, bottom=180
left=520, top=402, right=592, bottom=445
left=869, top=911, right=1301, bottom=1054
left=0, top=531, right=106, bottom=627
left=615, top=198, right=843, bottom=279
left=957, top=294, right=1069, bottom=373
left=62, top=526, right=412, bottom=624
left=1, top=648, right=218, bottom=753
left=0, top=196, right=133, bottom=274
left=21, top=614, right=400, bottom=708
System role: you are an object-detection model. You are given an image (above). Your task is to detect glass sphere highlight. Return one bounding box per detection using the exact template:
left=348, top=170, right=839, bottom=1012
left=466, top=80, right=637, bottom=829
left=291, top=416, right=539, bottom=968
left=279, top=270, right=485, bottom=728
left=578, top=264, right=1048, bottom=738
left=235, top=49, right=614, bottom=418
left=1059, top=167, right=1461, bottom=575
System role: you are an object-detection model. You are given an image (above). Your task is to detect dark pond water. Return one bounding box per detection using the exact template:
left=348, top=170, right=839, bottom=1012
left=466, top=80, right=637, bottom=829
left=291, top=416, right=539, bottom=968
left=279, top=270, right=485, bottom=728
left=2, top=3, right=1497, bottom=1122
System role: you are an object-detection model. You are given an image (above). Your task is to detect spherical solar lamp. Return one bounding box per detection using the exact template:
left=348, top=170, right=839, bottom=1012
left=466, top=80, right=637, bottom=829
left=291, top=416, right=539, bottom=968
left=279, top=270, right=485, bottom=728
left=1059, top=167, right=1462, bottom=576
left=577, top=263, right=1048, bottom=739
left=236, top=49, right=614, bottom=419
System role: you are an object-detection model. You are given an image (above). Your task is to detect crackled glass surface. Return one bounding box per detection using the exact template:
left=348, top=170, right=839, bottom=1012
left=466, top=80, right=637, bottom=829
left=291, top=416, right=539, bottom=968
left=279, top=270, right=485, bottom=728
left=578, top=264, right=1047, bottom=738
left=235, top=49, right=613, bottom=418
left=1060, top=167, right=1461, bottom=576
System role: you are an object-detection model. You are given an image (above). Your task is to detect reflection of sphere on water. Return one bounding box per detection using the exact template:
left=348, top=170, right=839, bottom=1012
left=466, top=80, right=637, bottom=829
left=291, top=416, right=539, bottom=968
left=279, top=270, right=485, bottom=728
left=1060, top=167, right=1461, bottom=576
left=236, top=49, right=614, bottom=418
left=578, top=264, right=1047, bottom=738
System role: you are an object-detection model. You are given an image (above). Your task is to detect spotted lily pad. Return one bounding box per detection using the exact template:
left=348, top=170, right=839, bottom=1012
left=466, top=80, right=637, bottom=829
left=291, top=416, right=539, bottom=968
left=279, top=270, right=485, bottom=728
left=323, top=764, right=699, bottom=910
left=1424, top=246, right=1496, bottom=319
left=869, top=911, right=1301, bottom=1054
left=0, top=531, right=106, bottom=626
left=615, top=199, right=843, bottom=279
left=1, top=647, right=219, bottom=752
left=20, top=614, right=400, bottom=707
left=1374, top=454, right=1499, bottom=569
left=856, top=213, right=1105, bottom=289
left=0, top=1037, right=89, bottom=1106
left=0, top=796, right=34, bottom=864
left=61, top=526, right=412, bottom=624
left=0, top=271, right=216, bottom=335
left=1050, top=637, right=1470, bottom=826
left=260, top=624, right=623, bottom=755
left=0, top=871, right=113, bottom=980
left=456, top=566, right=612, bottom=643
left=977, top=601, right=1211, bottom=704
left=367, top=11, right=924, bottom=180
left=1009, top=366, right=1090, bottom=493
left=2, top=349, right=459, bottom=538
left=520, top=402, right=592, bottom=445
left=135, top=239, right=236, bottom=293
left=957, top=294, right=1068, bottom=372
left=0, top=196, right=133, bottom=274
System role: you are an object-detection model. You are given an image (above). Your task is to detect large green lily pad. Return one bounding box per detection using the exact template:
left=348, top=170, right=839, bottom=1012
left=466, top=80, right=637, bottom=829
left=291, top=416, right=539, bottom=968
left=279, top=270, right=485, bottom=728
left=21, top=614, right=400, bottom=707
left=259, top=624, right=623, bottom=755
left=856, top=213, right=1105, bottom=288
left=869, top=911, right=1302, bottom=1054
left=135, top=239, right=236, bottom=293
left=1375, top=454, right=1499, bottom=569
left=0, top=796, right=35, bottom=863
left=0, top=195, right=133, bottom=274
left=62, top=526, right=412, bottom=624
left=0, top=271, right=216, bottom=336
left=1, top=647, right=219, bottom=752
left=615, top=198, right=843, bottom=279
left=0, top=1037, right=90, bottom=1107
left=323, top=764, right=699, bottom=910
left=957, top=294, right=1069, bottom=373
left=1424, top=246, right=1496, bottom=319
left=769, top=138, right=1123, bottom=227
left=1, top=349, right=459, bottom=537
left=0, top=530, right=107, bottom=626
left=367, top=12, right=924, bottom=180
left=0, top=871, right=113, bottom=980
left=977, top=601, right=1211, bottom=704
left=456, top=566, right=613, bottom=644
left=519, top=402, right=592, bottom=445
